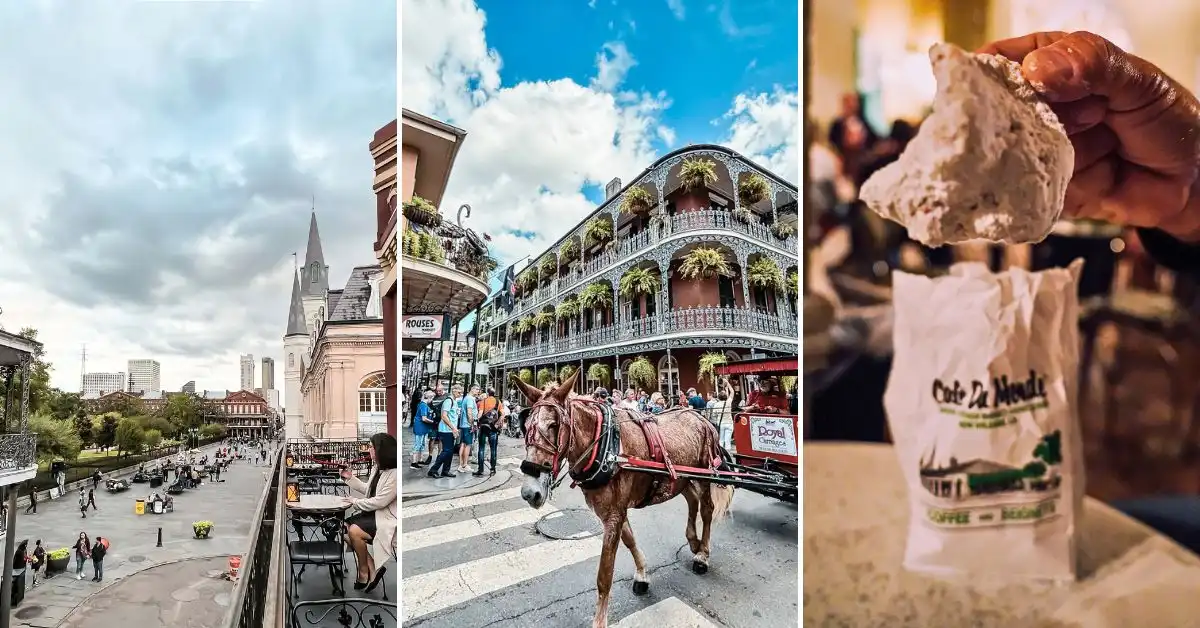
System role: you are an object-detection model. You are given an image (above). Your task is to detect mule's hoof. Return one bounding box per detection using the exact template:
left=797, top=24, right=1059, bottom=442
left=632, top=580, right=650, bottom=595
left=691, top=560, right=708, bottom=575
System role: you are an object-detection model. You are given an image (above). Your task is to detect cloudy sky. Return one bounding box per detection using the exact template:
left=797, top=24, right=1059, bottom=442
left=402, top=0, right=799, bottom=282
left=0, top=1, right=396, bottom=392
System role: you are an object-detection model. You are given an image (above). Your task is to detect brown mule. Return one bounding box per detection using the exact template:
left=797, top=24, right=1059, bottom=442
left=512, top=370, right=735, bottom=628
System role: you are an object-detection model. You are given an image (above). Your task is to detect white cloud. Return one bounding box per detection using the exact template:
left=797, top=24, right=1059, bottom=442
left=593, top=41, right=637, bottom=92
left=723, top=87, right=799, bottom=184
left=667, top=0, right=686, bottom=20
left=657, top=125, right=677, bottom=147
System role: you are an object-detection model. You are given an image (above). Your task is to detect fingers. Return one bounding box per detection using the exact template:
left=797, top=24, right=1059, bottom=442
left=1070, top=125, right=1119, bottom=173
left=977, top=32, right=1067, bottom=62
left=1051, top=96, right=1108, bottom=134
left=1021, top=31, right=1172, bottom=112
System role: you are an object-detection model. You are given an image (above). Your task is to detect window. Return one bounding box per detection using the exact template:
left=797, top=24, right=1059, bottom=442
left=310, top=262, right=320, bottom=285
left=658, top=355, right=679, bottom=398
left=358, top=372, right=387, bottom=415
left=752, top=285, right=768, bottom=312
left=288, top=353, right=294, bottom=368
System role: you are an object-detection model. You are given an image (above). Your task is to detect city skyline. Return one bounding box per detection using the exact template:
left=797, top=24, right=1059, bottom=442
left=0, top=1, right=396, bottom=392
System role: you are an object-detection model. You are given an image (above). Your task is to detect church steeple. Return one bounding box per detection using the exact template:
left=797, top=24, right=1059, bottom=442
left=300, top=210, right=329, bottom=296
left=285, top=271, right=307, bottom=337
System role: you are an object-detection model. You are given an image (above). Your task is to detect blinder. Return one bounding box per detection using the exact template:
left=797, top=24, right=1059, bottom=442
left=520, top=459, right=550, bottom=478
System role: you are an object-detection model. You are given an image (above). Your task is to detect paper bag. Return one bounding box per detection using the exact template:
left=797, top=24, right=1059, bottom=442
left=884, top=260, right=1086, bottom=581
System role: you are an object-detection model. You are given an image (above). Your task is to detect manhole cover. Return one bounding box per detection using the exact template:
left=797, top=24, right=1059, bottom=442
left=128, top=555, right=146, bottom=563
left=14, top=606, right=43, bottom=619
left=535, top=508, right=603, bottom=540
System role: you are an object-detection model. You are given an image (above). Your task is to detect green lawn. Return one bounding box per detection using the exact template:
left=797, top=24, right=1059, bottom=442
left=39, top=449, right=128, bottom=472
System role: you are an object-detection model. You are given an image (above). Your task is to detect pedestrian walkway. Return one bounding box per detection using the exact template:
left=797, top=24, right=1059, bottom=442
left=10, top=442, right=269, bottom=628
left=399, top=435, right=523, bottom=500
left=400, top=477, right=727, bottom=628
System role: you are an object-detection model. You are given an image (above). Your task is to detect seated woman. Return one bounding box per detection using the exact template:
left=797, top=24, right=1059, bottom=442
left=339, top=432, right=397, bottom=593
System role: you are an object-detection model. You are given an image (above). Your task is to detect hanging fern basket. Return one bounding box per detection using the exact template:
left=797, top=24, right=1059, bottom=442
left=403, top=196, right=442, bottom=228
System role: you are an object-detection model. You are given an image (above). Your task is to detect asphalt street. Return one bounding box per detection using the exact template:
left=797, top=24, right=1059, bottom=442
left=401, top=433, right=798, bottom=627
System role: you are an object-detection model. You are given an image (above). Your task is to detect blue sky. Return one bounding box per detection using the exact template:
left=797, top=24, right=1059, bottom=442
left=402, top=0, right=799, bottom=329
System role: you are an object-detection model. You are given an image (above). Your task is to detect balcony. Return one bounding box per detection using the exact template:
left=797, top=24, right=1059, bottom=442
left=499, top=208, right=799, bottom=321
left=227, top=440, right=396, bottom=628
left=490, top=305, right=798, bottom=365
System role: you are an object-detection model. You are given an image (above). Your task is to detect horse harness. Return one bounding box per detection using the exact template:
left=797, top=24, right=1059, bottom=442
left=520, top=398, right=723, bottom=507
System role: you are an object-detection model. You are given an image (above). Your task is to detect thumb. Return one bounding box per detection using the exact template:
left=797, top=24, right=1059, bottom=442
left=1023, top=31, right=1169, bottom=109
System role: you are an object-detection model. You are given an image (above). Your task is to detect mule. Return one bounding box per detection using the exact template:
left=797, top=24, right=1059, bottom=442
left=512, top=370, right=734, bottom=628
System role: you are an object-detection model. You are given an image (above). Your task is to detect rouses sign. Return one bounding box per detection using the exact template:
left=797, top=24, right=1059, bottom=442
left=748, top=415, right=797, bottom=457
left=402, top=314, right=451, bottom=340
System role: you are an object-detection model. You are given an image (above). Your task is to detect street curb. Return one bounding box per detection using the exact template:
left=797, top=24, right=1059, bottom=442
left=24, top=553, right=240, bottom=628
left=402, top=469, right=512, bottom=506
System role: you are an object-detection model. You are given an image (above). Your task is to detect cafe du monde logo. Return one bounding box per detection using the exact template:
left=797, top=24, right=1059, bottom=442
left=931, top=370, right=1048, bottom=410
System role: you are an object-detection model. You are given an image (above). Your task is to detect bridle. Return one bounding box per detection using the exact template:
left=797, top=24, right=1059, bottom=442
left=519, top=396, right=611, bottom=500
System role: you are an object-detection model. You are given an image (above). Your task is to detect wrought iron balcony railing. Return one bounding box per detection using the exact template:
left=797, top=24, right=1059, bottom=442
left=0, top=433, right=37, bottom=472
left=500, top=208, right=798, bottom=321
left=492, top=305, right=798, bottom=363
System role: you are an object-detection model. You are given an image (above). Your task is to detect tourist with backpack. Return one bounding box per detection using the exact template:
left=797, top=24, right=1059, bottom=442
left=90, top=536, right=108, bottom=582
left=411, top=390, right=435, bottom=469
left=473, top=389, right=506, bottom=477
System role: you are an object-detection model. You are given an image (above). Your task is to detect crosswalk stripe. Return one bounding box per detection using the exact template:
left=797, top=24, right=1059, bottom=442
left=401, top=486, right=524, bottom=519
left=612, top=597, right=724, bottom=628
left=402, top=535, right=603, bottom=621
left=497, top=456, right=522, bottom=467
left=402, top=503, right=558, bottom=551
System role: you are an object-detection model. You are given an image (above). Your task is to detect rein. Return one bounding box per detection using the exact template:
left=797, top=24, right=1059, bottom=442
left=521, top=396, right=615, bottom=499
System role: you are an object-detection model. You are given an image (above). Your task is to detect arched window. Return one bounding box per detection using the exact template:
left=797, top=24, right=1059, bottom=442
left=617, top=359, right=632, bottom=392
left=658, top=355, right=679, bottom=399
left=310, top=262, right=320, bottom=285
left=288, top=353, right=294, bottom=368
left=357, top=371, right=387, bottom=436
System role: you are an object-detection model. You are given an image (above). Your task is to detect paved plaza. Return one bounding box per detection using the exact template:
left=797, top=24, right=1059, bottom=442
left=10, top=442, right=272, bottom=628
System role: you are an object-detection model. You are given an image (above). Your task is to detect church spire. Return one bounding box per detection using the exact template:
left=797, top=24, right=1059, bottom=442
left=300, top=210, right=329, bottom=296
left=285, top=270, right=307, bottom=337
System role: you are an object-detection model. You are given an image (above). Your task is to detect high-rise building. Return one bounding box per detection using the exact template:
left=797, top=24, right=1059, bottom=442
left=82, top=372, right=126, bottom=397
left=240, top=354, right=255, bottom=391
left=181, top=381, right=196, bottom=394
left=261, top=357, right=275, bottom=390
left=126, top=359, right=161, bottom=393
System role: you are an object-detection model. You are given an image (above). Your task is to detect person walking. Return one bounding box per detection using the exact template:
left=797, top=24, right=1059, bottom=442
left=457, top=384, right=479, bottom=473
left=91, top=470, right=102, bottom=491
left=411, top=390, right=434, bottom=469
left=29, top=540, right=44, bottom=588
left=24, top=482, right=36, bottom=514
left=78, top=487, right=88, bottom=519
left=428, top=384, right=462, bottom=479
left=473, top=389, right=505, bottom=477
left=72, top=532, right=90, bottom=580
left=87, top=488, right=98, bottom=511
left=90, top=536, right=107, bottom=582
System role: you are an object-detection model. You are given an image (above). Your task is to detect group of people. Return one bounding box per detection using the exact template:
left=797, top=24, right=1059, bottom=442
left=410, top=384, right=510, bottom=479
left=21, top=533, right=108, bottom=588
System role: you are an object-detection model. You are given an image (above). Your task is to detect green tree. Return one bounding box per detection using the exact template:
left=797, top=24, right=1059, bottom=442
left=199, top=423, right=226, bottom=440
left=136, top=415, right=178, bottom=437
left=160, top=394, right=204, bottom=431
left=73, top=414, right=93, bottom=447
left=1032, top=430, right=1063, bottom=465
left=91, top=413, right=121, bottom=449
left=115, top=418, right=145, bottom=456
left=95, top=394, right=144, bottom=417
left=143, top=429, right=163, bottom=450
left=46, top=390, right=85, bottom=423
left=28, top=412, right=82, bottom=464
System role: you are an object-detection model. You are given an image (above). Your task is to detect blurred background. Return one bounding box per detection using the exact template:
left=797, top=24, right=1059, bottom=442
left=804, top=0, right=1200, bottom=502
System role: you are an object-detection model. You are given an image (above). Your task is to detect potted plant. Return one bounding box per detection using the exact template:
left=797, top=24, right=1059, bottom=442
left=738, top=173, right=769, bottom=206
left=730, top=206, right=754, bottom=224
left=513, top=317, right=535, bottom=335
left=619, top=186, right=654, bottom=215
left=584, top=218, right=613, bottom=247
left=559, top=239, right=579, bottom=264
left=556, top=298, right=580, bottom=320
left=619, top=267, right=660, bottom=299
left=559, top=365, right=576, bottom=382
left=45, top=548, right=70, bottom=575
left=787, top=270, right=799, bottom=297
left=587, top=363, right=612, bottom=387
left=536, top=368, right=554, bottom=388
left=771, top=222, right=796, bottom=239
left=679, top=247, right=734, bottom=280
left=679, top=157, right=717, bottom=191
left=698, top=352, right=728, bottom=386
left=518, top=369, right=534, bottom=384
left=517, top=272, right=537, bottom=292
left=403, top=196, right=442, bottom=227
left=578, top=283, right=613, bottom=310
left=748, top=257, right=785, bottom=292
left=627, top=357, right=657, bottom=390
left=539, top=256, right=558, bottom=279
left=532, top=311, right=554, bottom=329
left=193, top=521, right=214, bottom=539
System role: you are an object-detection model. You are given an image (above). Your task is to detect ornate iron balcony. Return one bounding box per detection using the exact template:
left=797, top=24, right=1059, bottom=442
left=0, top=433, right=37, bottom=472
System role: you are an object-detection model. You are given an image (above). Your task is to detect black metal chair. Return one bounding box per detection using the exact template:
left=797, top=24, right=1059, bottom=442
left=287, top=511, right=348, bottom=598
left=289, top=598, right=396, bottom=628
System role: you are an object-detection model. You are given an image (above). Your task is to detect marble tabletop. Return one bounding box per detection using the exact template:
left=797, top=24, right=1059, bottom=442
left=286, top=493, right=351, bottom=513
left=804, top=442, right=1200, bottom=627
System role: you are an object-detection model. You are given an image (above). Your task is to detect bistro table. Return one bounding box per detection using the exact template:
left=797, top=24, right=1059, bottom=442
left=805, top=442, right=1200, bottom=626
left=286, top=494, right=353, bottom=596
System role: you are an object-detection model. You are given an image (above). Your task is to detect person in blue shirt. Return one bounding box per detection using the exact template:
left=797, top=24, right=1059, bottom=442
left=428, top=385, right=462, bottom=478
left=686, top=388, right=707, bottom=410
left=457, top=385, right=480, bottom=473
left=410, top=391, right=435, bottom=469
